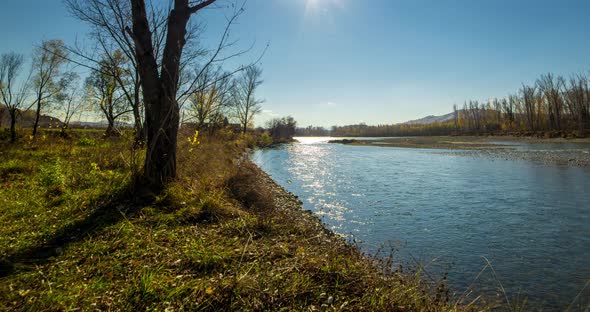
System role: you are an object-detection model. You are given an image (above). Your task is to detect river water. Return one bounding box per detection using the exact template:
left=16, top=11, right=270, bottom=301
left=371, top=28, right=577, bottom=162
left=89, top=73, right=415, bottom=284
left=251, top=137, right=590, bottom=309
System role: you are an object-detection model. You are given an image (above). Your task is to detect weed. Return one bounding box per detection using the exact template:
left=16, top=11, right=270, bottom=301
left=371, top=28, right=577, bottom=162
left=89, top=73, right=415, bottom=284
left=0, top=129, right=483, bottom=311
left=38, top=158, right=66, bottom=193
left=77, top=137, right=96, bottom=146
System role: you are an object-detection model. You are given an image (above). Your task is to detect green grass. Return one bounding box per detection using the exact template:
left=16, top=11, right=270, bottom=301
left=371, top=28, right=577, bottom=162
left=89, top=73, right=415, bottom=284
left=0, top=129, right=483, bottom=311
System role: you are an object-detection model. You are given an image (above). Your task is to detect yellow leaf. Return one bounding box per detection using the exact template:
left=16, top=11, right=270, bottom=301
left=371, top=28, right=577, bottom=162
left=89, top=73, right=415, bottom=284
left=205, top=287, right=214, bottom=295
left=18, top=289, right=30, bottom=297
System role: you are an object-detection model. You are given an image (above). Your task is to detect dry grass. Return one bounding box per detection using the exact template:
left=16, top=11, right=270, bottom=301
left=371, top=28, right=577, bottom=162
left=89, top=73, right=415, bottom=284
left=0, top=129, right=485, bottom=311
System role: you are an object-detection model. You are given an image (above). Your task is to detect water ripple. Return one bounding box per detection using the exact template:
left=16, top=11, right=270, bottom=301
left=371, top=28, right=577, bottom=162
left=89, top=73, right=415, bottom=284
left=252, top=138, right=590, bottom=309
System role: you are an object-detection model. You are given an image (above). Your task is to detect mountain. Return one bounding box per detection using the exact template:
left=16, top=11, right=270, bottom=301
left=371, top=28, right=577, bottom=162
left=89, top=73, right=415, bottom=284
left=401, top=112, right=455, bottom=125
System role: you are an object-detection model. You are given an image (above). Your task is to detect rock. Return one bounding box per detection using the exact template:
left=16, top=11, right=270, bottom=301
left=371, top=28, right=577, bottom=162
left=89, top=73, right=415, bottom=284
left=328, top=139, right=356, bottom=144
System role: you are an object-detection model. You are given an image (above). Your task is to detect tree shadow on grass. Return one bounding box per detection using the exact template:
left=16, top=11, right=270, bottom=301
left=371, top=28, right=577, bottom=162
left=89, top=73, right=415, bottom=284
left=0, top=184, right=150, bottom=278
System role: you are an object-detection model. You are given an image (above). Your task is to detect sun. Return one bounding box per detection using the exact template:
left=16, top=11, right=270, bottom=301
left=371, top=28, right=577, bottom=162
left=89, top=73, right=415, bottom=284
left=304, top=0, right=343, bottom=16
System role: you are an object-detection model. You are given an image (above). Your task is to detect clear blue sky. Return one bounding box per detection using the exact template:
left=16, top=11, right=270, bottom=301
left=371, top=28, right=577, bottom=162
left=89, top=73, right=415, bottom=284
left=2, top=0, right=590, bottom=127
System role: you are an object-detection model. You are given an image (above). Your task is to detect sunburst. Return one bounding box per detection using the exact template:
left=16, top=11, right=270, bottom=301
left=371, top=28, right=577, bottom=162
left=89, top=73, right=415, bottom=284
left=304, top=0, right=344, bottom=17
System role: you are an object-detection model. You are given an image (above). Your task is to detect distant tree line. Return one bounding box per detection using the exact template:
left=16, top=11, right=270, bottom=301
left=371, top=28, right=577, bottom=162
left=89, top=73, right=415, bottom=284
left=454, top=73, right=590, bottom=135
left=321, top=72, right=590, bottom=138
left=330, top=123, right=457, bottom=137
left=266, top=116, right=296, bottom=142
left=295, top=126, right=330, bottom=136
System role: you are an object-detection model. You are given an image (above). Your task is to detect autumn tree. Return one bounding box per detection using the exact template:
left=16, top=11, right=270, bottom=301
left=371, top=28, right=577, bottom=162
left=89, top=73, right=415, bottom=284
left=86, top=53, right=131, bottom=136
left=123, top=0, right=233, bottom=189
left=564, top=74, right=590, bottom=130
left=267, top=116, right=297, bottom=141
left=537, top=73, right=565, bottom=130
left=187, top=66, right=233, bottom=131
left=452, top=104, right=459, bottom=130
left=31, top=39, right=69, bottom=137
left=0, top=53, right=32, bottom=142
left=65, top=0, right=152, bottom=143
left=65, top=0, right=256, bottom=188
left=54, top=72, right=84, bottom=134
left=232, top=65, right=264, bottom=134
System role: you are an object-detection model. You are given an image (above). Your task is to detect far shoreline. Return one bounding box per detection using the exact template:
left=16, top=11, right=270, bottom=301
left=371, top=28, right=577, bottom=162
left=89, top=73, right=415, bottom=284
left=325, top=136, right=590, bottom=167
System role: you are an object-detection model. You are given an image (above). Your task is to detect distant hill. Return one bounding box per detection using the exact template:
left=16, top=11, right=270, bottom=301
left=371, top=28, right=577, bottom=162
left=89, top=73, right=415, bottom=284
left=0, top=105, right=135, bottom=129
left=70, top=121, right=134, bottom=128
left=0, top=105, right=63, bottom=128
left=401, top=112, right=455, bottom=125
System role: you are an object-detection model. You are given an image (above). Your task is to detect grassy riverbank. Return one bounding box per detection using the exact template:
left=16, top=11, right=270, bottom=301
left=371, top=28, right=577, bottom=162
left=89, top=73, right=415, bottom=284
left=0, top=130, right=478, bottom=311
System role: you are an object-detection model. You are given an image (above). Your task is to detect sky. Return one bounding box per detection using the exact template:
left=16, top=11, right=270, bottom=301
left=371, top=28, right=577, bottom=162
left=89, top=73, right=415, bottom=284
left=1, top=0, right=590, bottom=127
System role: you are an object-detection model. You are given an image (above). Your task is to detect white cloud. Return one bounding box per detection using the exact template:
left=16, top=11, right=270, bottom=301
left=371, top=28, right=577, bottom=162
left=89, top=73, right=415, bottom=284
left=320, top=101, right=337, bottom=107
left=262, top=109, right=279, bottom=117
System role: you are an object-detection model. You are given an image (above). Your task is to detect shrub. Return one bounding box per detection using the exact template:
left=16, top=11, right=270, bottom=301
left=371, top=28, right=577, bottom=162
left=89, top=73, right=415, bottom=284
left=38, top=159, right=66, bottom=192
left=237, top=133, right=257, bottom=148
left=77, top=137, right=96, bottom=147
left=258, top=132, right=273, bottom=147
left=227, top=162, right=274, bottom=214
left=0, top=159, right=27, bottom=179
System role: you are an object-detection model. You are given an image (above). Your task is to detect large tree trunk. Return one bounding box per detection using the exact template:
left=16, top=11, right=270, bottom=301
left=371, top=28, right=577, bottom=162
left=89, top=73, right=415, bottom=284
left=242, top=107, right=249, bottom=134
left=131, top=1, right=185, bottom=189
left=105, top=118, right=116, bottom=137
left=132, top=80, right=144, bottom=145
left=32, top=95, right=42, bottom=136
left=9, top=110, right=17, bottom=143
left=131, top=0, right=215, bottom=190
left=143, top=95, right=179, bottom=188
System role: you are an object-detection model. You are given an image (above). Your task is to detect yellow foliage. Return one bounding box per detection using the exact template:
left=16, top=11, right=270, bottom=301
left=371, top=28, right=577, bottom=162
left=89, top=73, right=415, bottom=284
left=187, top=130, right=200, bottom=153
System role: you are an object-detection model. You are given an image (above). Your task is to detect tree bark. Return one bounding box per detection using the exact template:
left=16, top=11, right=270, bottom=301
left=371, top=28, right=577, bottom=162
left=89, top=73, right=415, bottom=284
left=32, top=94, right=42, bottom=136
left=106, top=118, right=115, bottom=137
left=9, top=110, right=17, bottom=143
left=130, top=0, right=216, bottom=190
left=132, top=74, right=144, bottom=145
left=131, top=1, right=181, bottom=189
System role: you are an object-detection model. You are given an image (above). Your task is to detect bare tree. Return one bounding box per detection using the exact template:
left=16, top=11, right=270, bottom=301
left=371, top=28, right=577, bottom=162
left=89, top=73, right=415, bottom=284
left=564, top=74, right=590, bottom=130
left=186, top=65, right=233, bottom=130
left=232, top=65, right=264, bottom=134
left=267, top=116, right=296, bottom=141
left=0, top=53, right=32, bottom=142
left=64, top=0, right=236, bottom=145
left=54, top=72, right=84, bottom=134
left=126, top=0, right=225, bottom=188
left=521, top=85, right=538, bottom=131
left=67, top=0, right=257, bottom=189
left=65, top=0, right=149, bottom=143
left=502, top=95, right=517, bottom=128
left=31, top=39, right=69, bottom=137
left=537, top=73, right=565, bottom=130
left=86, top=53, right=131, bottom=136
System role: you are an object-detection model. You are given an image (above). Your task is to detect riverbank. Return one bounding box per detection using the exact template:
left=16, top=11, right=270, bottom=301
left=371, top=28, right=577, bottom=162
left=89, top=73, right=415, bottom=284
left=0, top=132, right=474, bottom=310
left=330, top=136, right=590, bottom=167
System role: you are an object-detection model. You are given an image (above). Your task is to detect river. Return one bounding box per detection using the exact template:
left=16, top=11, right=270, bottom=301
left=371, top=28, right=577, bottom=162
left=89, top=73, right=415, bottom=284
left=251, top=137, right=590, bottom=309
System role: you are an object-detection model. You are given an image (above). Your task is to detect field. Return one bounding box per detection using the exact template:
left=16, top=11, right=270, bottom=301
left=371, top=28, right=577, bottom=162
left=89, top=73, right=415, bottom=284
left=0, top=129, right=479, bottom=311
